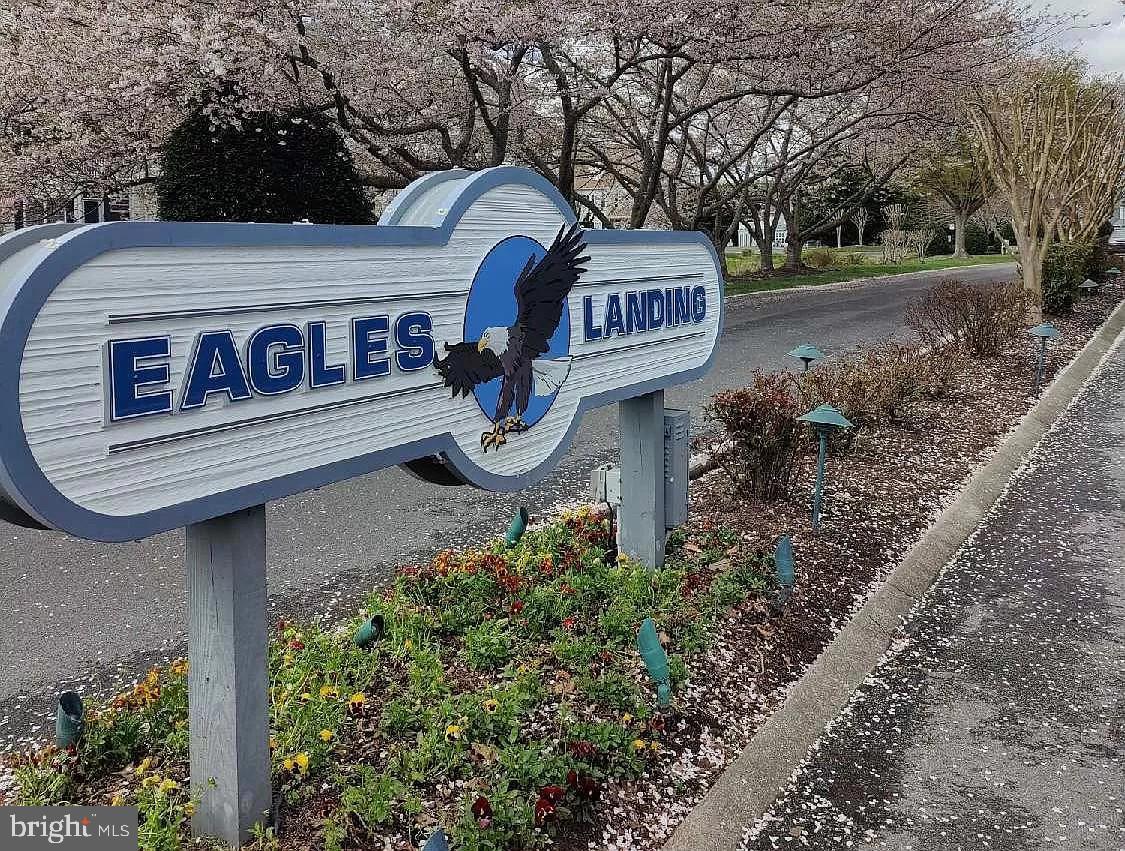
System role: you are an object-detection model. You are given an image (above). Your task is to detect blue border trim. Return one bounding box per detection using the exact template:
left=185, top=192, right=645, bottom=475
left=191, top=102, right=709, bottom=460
left=0, top=167, right=724, bottom=542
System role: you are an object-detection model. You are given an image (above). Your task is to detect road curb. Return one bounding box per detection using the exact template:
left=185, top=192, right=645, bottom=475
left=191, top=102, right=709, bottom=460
left=662, top=295, right=1125, bottom=851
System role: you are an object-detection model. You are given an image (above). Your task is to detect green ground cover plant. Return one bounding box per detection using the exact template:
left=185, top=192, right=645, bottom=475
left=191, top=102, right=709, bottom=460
left=3, top=509, right=771, bottom=850
left=725, top=252, right=1013, bottom=295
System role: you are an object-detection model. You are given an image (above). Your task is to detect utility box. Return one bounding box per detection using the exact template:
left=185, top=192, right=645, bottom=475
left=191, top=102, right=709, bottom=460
left=590, top=464, right=622, bottom=507
left=663, top=408, right=690, bottom=529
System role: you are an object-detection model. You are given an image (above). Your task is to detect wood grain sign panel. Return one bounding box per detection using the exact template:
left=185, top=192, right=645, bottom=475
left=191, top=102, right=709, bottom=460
left=0, top=168, right=723, bottom=541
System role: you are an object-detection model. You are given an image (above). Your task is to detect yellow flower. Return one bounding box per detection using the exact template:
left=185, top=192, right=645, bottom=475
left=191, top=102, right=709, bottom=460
left=294, top=753, right=309, bottom=775
left=183, top=802, right=196, bottom=817
left=444, top=724, right=463, bottom=742
left=282, top=757, right=294, bottom=772
left=299, top=692, right=312, bottom=702
left=348, top=692, right=366, bottom=708
left=631, top=739, right=647, bottom=751
left=319, top=729, right=334, bottom=742
left=136, top=757, right=152, bottom=775
left=404, top=638, right=414, bottom=652
left=649, top=741, right=661, bottom=753
left=141, top=774, right=161, bottom=789
left=159, top=778, right=179, bottom=793
left=269, top=737, right=278, bottom=751
left=110, top=794, right=126, bottom=807
left=482, top=698, right=499, bottom=714
left=318, top=685, right=338, bottom=700
left=169, top=659, right=188, bottom=676
left=283, top=653, right=294, bottom=666
left=622, top=713, right=634, bottom=725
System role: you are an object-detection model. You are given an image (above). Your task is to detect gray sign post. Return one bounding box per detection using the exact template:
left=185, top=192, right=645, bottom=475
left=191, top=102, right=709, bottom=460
left=618, top=390, right=666, bottom=567
left=185, top=506, right=272, bottom=844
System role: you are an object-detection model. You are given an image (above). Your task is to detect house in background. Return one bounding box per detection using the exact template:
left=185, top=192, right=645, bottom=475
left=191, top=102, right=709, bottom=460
left=1111, top=194, right=1125, bottom=248
left=2, top=181, right=158, bottom=235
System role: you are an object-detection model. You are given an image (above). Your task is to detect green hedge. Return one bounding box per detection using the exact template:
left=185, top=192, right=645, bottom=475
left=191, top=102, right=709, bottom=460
left=1041, top=243, right=1092, bottom=315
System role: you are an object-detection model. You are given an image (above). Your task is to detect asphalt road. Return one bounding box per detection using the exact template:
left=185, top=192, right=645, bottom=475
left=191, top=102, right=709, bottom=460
left=745, top=329, right=1124, bottom=850
left=0, top=262, right=1016, bottom=747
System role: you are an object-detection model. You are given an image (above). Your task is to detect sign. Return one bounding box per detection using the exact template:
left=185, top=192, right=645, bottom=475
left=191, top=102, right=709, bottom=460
left=0, top=167, right=723, bottom=542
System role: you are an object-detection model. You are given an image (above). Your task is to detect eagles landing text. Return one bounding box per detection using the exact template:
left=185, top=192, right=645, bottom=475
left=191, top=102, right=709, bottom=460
left=104, top=229, right=712, bottom=444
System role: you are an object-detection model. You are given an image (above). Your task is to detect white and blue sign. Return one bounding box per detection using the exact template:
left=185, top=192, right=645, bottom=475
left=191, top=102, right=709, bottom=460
left=0, top=167, right=723, bottom=541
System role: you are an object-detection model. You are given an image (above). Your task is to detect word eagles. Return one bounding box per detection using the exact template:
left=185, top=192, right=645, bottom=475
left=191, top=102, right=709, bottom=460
left=107, top=312, right=434, bottom=421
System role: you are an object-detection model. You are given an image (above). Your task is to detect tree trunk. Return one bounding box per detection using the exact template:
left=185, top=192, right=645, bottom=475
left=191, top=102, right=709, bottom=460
left=952, top=209, right=969, bottom=258
left=783, top=237, right=804, bottom=272
left=836, top=225, right=842, bottom=249
left=756, top=236, right=775, bottom=273
left=1012, top=223, right=1044, bottom=323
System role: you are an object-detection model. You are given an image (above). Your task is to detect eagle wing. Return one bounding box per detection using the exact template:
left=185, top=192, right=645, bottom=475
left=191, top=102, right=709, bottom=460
left=434, top=342, right=504, bottom=398
left=512, top=223, right=589, bottom=358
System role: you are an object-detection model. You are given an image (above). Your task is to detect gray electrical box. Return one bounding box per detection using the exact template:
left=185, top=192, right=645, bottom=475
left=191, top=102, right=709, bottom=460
left=663, top=408, right=690, bottom=529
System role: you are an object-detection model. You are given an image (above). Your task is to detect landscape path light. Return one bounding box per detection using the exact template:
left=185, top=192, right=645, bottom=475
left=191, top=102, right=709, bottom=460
left=787, top=344, right=825, bottom=372
left=505, top=506, right=529, bottom=547
left=1079, top=278, right=1101, bottom=297
left=55, top=691, right=84, bottom=748
left=1028, top=322, right=1060, bottom=391
left=353, top=613, right=385, bottom=649
left=423, top=828, right=450, bottom=851
left=796, top=404, right=854, bottom=530
left=1106, top=266, right=1121, bottom=276
left=637, top=617, right=671, bottom=708
left=773, top=535, right=795, bottom=611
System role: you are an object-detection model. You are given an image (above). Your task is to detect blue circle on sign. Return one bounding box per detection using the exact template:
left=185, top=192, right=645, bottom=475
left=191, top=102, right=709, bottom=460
left=463, top=235, right=571, bottom=427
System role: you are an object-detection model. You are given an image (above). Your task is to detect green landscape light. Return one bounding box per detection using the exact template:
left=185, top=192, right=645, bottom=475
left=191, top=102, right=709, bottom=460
left=353, top=613, right=386, bottom=649
left=797, top=404, right=854, bottom=530
left=787, top=344, right=825, bottom=372
left=637, top=617, right=671, bottom=707
left=774, top=535, right=795, bottom=607
left=1078, top=278, right=1101, bottom=296
left=55, top=691, right=84, bottom=748
left=505, top=506, right=530, bottom=547
left=1106, top=267, right=1121, bottom=276
left=1028, top=322, right=1060, bottom=391
left=423, top=829, right=450, bottom=851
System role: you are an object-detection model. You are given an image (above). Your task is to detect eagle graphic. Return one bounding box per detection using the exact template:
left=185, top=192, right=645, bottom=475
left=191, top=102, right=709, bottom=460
left=435, top=223, right=589, bottom=452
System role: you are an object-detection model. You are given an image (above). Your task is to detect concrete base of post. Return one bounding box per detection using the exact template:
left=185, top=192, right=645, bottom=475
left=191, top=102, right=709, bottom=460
left=618, top=390, right=666, bottom=567
left=185, top=505, right=272, bottom=846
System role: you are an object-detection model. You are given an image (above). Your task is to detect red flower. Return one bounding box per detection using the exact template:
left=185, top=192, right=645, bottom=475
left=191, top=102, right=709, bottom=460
left=568, top=740, right=596, bottom=759
left=540, top=784, right=566, bottom=804
left=471, top=795, right=493, bottom=828
left=276, top=619, right=289, bottom=632
left=288, top=639, right=304, bottom=651
left=534, top=797, right=557, bottom=825
left=510, top=599, right=525, bottom=614
left=566, top=768, right=578, bottom=787
left=539, top=556, right=554, bottom=575
left=577, top=774, right=599, bottom=799
left=561, top=616, right=577, bottom=631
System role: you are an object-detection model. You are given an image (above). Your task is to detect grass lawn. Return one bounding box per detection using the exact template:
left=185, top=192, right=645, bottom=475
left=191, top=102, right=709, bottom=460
left=726, top=252, right=1016, bottom=296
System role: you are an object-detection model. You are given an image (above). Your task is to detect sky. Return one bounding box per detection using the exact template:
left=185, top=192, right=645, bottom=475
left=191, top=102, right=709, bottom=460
left=1035, top=0, right=1125, bottom=74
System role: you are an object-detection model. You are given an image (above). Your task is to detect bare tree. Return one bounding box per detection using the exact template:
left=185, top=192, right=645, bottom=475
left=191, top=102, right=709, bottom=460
left=849, top=206, right=871, bottom=245
left=967, top=57, right=1125, bottom=318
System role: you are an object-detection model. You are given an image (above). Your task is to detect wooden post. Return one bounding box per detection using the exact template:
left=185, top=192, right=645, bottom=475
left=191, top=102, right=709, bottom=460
left=618, top=390, right=665, bottom=568
left=186, top=505, right=271, bottom=847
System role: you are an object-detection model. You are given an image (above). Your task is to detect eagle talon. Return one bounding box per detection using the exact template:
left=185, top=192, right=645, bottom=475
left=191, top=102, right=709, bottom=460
left=503, top=416, right=529, bottom=434
left=481, top=423, right=507, bottom=452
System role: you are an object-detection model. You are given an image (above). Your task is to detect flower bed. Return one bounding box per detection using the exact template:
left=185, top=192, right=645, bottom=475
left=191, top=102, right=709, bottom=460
left=2, top=508, right=775, bottom=851
left=2, top=280, right=1121, bottom=851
